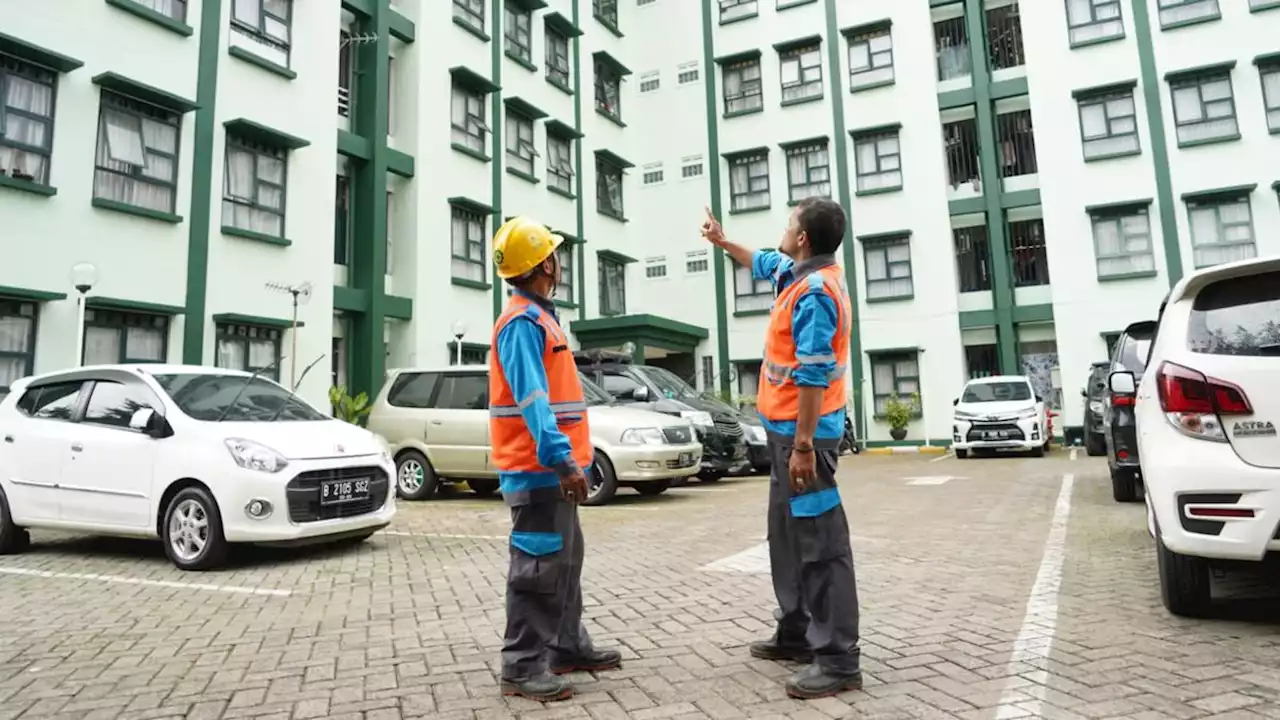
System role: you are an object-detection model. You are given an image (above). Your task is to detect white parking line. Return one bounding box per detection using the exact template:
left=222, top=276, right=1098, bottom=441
left=995, top=473, right=1075, bottom=716
left=0, top=566, right=292, bottom=597
left=381, top=530, right=507, bottom=540
left=929, top=452, right=954, bottom=463
left=1069, top=447, right=1078, bottom=461
left=700, top=541, right=770, bottom=574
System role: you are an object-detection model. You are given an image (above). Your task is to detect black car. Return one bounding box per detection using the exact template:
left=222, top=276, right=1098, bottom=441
left=1081, top=361, right=1111, bottom=456
left=1104, top=320, right=1156, bottom=502
left=575, top=351, right=751, bottom=478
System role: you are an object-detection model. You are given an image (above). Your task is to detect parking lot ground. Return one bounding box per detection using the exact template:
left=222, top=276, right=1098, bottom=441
left=3, top=450, right=1280, bottom=720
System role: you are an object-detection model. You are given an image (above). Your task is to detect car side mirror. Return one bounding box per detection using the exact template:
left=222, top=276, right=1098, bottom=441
left=129, top=408, right=168, bottom=438
left=631, top=386, right=650, bottom=402
left=1080, top=388, right=1088, bottom=398
left=952, top=398, right=959, bottom=406
left=1109, top=371, right=1136, bottom=395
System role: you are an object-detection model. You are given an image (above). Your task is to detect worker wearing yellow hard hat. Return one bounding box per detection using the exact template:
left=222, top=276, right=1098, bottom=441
left=486, top=216, right=620, bottom=701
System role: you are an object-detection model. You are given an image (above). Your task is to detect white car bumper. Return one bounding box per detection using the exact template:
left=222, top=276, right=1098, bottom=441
left=1144, top=424, right=1280, bottom=562
left=215, top=455, right=396, bottom=544
left=952, top=415, right=1044, bottom=451
left=609, top=442, right=703, bottom=481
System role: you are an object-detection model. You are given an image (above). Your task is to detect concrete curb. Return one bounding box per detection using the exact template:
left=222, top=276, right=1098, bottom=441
left=863, top=446, right=949, bottom=456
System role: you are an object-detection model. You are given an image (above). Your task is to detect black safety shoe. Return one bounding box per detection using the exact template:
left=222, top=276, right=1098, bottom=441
left=749, top=640, right=814, bottom=664
left=550, top=648, right=623, bottom=674
left=500, top=672, right=574, bottom=702
left=785, top=664, right=863, bottom=699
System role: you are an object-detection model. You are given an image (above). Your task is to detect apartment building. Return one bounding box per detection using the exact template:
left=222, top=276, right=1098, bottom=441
left=2, top=0, right=1277, bottom=445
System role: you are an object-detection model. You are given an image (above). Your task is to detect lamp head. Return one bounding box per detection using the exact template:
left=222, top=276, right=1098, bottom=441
left=70, top=262, right=98, bottom=294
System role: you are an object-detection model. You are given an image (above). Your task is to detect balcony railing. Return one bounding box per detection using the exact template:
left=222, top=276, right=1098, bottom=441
left=933, top=16, right=971, bottom=82
left=953, top=225, right=991, bottom=293
left=986, top=4, right=1025, bottom=71
left=943, top=118, right=981, bottom=191
left=337, top=86, right=351, bottom=117
left=996, top=109, right=1037, bottom=178
left=1009, top=218, right=1050, bottom=287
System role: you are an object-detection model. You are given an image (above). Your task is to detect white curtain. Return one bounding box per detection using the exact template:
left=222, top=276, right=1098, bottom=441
left=222, top=147, right=284, bottom=236
left=127, top=328, right=165, bottom=361
left=217, top=337, right=246, bottom=370
left=0, top=316, right=31, bottom=390
left=248, top=338, right=275, bottom=368
left=84, top=327, right=121, bottom=365
left=0, top=75, right=53, bottom=183
left=94, top=107, right=177, bottom=213
left=138, top=0, right=184, bottom=20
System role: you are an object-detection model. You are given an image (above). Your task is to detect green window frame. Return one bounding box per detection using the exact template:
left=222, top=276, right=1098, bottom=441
left=0, top=56, right=57, bottom=187
left=505, top=109, right=537, bottom=178
left=94, top=90, right=182, bottom=215
left=1187, top=194, right=1255, bottom=269
left=546, top=130, right=574, bottom=195
left=0, top=299, right=37, bottom=397
left=1064, top=0, right=1124, bottom=46
left=451, top=82, right=490, bottom=156
left=83, top=309, right=169, bottom=365
left=215, top=323, right=282, bottom=381
left=454, top=0, right=485, bottom=34
left=863, top=235, right=913, bottom=302
left=1169, top=70, right=1238, bottom=147
left=504, top=2, right=533, bottom=66
left=733, top=263, right=773, bottom=314
left=555, top=239, right=576, bottom=304
left=593, top=0, right=619, bottom=31
left=1076, top=87, right=1140, bottom=160
left=722, top=57, right=763, bottom=116
left=869, top=351, right=920, bottom=418
left=847, top=25, right=894, bottom=91
left=545, top=25, right=571, bottom=91
left=783, top=140, right=830, bottom=204
left=230, top=0, right=292, bottom=67
left=594, top=59, right=622, bottom=122
left=450, top=203, right=487, bottom=285
left=852, top=129, right=901, bottom=194
left=1260, top=60, right=1280, bottom=133
left=1156, top=0, right=1220, bottom=29
left=720, top=0, right=758, bottom=23
left=1090, top=205, right=1156, bottom=279
left=728, top=151, right=770, bottom=212
left=599, top=255, right=627, bottom=316
left=778, top=43, right=823, bottom=105
left=595, top=156, right=625, bottom=220
left=222, top=136, right=287, bottom=239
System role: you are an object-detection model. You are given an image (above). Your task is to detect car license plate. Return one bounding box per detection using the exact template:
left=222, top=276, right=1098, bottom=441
left=320, top=477, right=371, bottom=506
left=678, top=452, right=693, bottom=466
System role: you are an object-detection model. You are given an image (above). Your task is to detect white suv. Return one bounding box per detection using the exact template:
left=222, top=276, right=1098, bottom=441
left=951, top=375, right=1049, bottom=458
left=1113, top=256, right=1280, bottom=617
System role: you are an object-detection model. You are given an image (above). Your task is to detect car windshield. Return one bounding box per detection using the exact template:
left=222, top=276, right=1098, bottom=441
left=636, top=366, right=699, bottom=400
left=152, top=373, right=327, bottom=422
left=961, top=381, right=1032, bottom=403
left=579, top=374, right=614, bottom=406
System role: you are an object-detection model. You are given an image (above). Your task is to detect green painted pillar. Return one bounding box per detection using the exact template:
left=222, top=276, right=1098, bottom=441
left=490, top=0, right=505, bottom=320
left=698, top=0, right=732, bottom=396
left=572, top=0, right=587, bottom=318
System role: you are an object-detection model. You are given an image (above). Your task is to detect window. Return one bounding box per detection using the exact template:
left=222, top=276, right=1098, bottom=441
left=222, top=137, right=287, bottom=238
left=546, top=131, right=574, bottom=195
left=734, top=361, right=760, bottom=397
left=1090, top=206, right=1155, bottom=279
left=387, top=371, right=440, bottom=408
left=451, top=83, right=490, bottom=155
left=230, top=0, right=292, bottom=68
left=965, top=345, right=1000, bottom=379
left=720, top=0, right=757, bottom=22
left=216, top=324, right=282, bottom=380
left=18, top=382, right=83, bottom=421
left=593, top=0, right=619, bottom=29
left=454, top=0, right=486, bottom=34
left=448, top=344, right=489, bottom=367
left=600, top=372, right=644, bottom=398
left=1260, top=61, right=1280, bottom=133
left=451, top=204, right=487, bottom=284
left=599, top=256, right=627, bottom=316
left=435, top=374, right=489, bottom=410
left=338, top=31, right=353, bottom=117
left=0, top=299, right=36, bottom=397
left=1170, top=70, right=1238, bottom=146
left=953, top=225, right=991, bottom=292
left=985, top=3, right=1025, bottom=71
left=1156, top=0, right=1219, bottom=28
left=1008, top=217, right=1050, bottom=287
left=639, top=71, right=660, bottom=93
left=870, top=352, right=919, bottom=418
left=596, top=156, right=625, bottom=219
left=677, top=62, right=699, bottom=84
left=82, top=381, right=157, bottom=429
left=93, top=91, right=181, bottom=215
left=722, top=56, right=763, bottom=116
left=387, top=57, right=396, bottom=136
left=728, top=151, right=770, bottom=211
left=1187, top=194, right=1255, bottom=268
left=943, top=117, right=981, bottom=190
left=685, top=249, right=709, bottom=274
left=734, top=263, right=773, bottom=313
left=642, top=163, right=664, bottom=185
left=83, top=309, right=168, bottom=365
left=863, top=235, right=913, bottom=301
left=701, top=356, right=714, bottom=391
left=681, top=156, right=704, bottom=179
left=504, top=3, right=532, bottom=65
left=996, top=109, right=1037, bottom=178
left=778, top=42, right=823, bottom=104
left=846, top=25, right=894, bottom=90
left=783, top=140, right=830, bottom=203
left=505, top=110, right=537, bottom=177
left=595, top=58, right=623, bottom=121
left=556, top=240, right=575, bottom=303
left=545, top=25, right=571, bottom=90
left=1076, top=87, right=1140, bottom=160
left=384, top=190, right=394, bottom=274
left=1065, top=0, right=1124, bottom=46
left=1188, top=270, right=1280, bottom=357
left=852, top=129, right=902, bottom=194
left=0, top=56, right=56, bottom=186
left=123, top=0, right=187, bottom=22
left=933, top=14, right=971, bottom=82
left=334, top=172, right=350, bottom=264
left=645, top=256, right=667, bottom=279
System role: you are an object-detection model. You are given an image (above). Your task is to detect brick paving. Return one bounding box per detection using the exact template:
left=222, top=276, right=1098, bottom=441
left=2, top=452, right=1280, bottom=719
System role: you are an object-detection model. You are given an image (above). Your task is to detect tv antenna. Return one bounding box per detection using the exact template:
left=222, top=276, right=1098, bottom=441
left=265, top=281, right=313, bottom=389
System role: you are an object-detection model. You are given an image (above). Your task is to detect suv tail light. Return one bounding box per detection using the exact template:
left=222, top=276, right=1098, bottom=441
left=1155, top=361, right=1252, bottom=441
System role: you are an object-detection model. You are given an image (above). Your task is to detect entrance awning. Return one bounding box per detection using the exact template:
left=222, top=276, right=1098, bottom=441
left=570, top=313, right=708, bottom=362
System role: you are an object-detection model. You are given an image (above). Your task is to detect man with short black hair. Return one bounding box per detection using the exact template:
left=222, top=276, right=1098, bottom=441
left=701, top=197, right=863, bottom=699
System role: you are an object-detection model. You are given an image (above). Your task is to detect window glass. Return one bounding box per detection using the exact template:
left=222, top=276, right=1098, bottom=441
left=435, top=373, right=488, bottom=410
left=600, top=372, right=645, bottom=398
left=84, top=381, right=157, bottom=429
left=387, top=372, right=440, bottom=408
left=152, top=373, right=325, bottom=421
left=1188, top=270, right=1280, bottom=357
left=20, top=382, right=84, bottom=420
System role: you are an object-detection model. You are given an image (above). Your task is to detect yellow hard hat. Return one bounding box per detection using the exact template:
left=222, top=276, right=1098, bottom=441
left=492, top=216, right=563, bottom=279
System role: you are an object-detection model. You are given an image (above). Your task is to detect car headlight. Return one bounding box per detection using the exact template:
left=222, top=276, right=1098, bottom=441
left=680, top=410, right=714, bottom=427
left=954, top=410, right=977, bottom=420
left=224, top=438, right=289, bottom=473
left=620, top=427, right=666, bottom=445
left=743, top=424, right=767, bottom=444
left=1089, top=401, right=1104, bottom=415
left=1015, top=408, right=1038, bottom=419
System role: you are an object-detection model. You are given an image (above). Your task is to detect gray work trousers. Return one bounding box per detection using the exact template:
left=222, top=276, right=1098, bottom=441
left=767, top=435, right=862, bottom=676
left=501, top=497, right=594, bottom=680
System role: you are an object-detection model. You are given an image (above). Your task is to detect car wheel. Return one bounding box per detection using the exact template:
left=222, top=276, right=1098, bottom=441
left=635, top=479, right=671, bottom=496
left=0, top=488, right=30, bottom=555
left=1085, top=432, right=1107, bottom=456
left=954, top=449, right=968, bottom=459
left=1111, top=466, right=1140, bottom=503
left=700, top=473, right=721, bottom=483
left=396, top=450, right=439, bottom=501
left=1155, top=517, right=1212, bottom=618
left=1030, top=442, right=1046, bottom=458
left=584, top=454, right=618, bottom=507
left=468, top=479, right=499, bottom=498
left=162, top=486, right=228, bottom=571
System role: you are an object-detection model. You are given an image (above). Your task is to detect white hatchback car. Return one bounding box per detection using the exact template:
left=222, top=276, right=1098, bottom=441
left=1112, top=256, right=1280, bottom=617
left=951, top=375, right=1049, bottom=458
left=0, top=365, right=395, bottom=571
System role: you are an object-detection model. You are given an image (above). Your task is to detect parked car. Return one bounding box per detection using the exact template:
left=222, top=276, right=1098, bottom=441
left=574, top=351, right=751, bottom=479
left=1081, top=361, right=1111, bottom=456
left=951, top=375, right=1049, bottom=458
left=736, top=406, right=769, bottom=473
left=365, top=366, right=702, bottom=506
left=1114, top=256, right=1280, bottom=617
left=0, top=365, right=396, bottom=571
left=1104, top=320, right=1157, bottom=502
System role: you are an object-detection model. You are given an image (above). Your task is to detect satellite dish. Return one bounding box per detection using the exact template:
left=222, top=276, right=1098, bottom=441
left=296, top=282, right=313, bottom=306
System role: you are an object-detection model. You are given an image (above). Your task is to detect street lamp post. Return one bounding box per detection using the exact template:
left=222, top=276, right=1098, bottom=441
left=452, top=320, right=467, bottom=365
left=69, top=262, right=98, bottom=367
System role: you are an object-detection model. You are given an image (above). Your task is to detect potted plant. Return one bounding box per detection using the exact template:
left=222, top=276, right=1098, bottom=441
left=883, top=392, right=920, bottom=441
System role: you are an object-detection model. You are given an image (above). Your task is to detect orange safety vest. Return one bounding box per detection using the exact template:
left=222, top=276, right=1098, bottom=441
left=756, top=261, right=852, bottom=423
left=488, top=294, right=594, bottom=473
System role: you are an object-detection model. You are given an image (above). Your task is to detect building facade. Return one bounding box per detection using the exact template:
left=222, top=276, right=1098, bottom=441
left=2, top=0, right=1277, bottom=444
